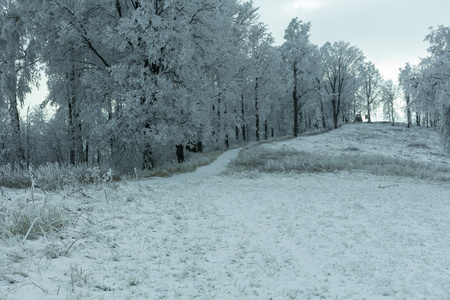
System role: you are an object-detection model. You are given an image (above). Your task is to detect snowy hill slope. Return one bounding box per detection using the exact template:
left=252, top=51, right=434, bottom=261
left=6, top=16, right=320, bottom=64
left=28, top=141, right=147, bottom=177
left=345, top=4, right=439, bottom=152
left=1, top=123, right=450, bottom=300
left=266, top=122, right=449, bottom=166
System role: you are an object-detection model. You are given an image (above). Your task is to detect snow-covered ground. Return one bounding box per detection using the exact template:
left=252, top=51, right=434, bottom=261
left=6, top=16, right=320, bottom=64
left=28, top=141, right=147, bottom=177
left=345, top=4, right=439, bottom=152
left=1, top=123, right=450, bottom=299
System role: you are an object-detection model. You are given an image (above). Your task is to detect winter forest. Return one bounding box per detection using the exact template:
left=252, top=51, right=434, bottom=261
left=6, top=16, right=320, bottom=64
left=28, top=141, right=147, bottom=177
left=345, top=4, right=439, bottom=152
left=3, top=1, right=450, bottom=299
left=1, top=0, right=450, bottom=172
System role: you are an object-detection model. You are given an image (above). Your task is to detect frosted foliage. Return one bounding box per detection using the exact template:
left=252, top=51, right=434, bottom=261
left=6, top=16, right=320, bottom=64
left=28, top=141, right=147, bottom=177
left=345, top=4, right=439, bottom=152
left=404, top=25, right=450, bottom=149
left=321, top=41, right=365, bottom=128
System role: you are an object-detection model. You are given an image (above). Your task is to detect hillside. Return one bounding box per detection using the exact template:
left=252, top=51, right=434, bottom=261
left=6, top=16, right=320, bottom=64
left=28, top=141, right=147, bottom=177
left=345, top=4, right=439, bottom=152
left=1, top=123, right=450, bottom=299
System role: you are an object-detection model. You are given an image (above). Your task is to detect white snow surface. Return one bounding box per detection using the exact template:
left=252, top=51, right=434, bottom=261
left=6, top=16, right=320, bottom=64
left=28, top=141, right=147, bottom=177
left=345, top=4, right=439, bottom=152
left=1, top=123, right=450, bottom=299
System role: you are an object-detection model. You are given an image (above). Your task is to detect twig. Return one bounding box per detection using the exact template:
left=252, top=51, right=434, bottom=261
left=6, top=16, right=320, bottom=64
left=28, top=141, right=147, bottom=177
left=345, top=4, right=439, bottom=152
left=23, top=217, right=39, bottom=243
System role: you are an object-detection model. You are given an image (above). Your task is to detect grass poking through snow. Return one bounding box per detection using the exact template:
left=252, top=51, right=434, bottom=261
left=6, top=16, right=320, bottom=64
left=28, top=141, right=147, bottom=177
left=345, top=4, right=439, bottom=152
left=0, top=201, right=67, bottom=240
left=230, top=145, right=450, bottom=181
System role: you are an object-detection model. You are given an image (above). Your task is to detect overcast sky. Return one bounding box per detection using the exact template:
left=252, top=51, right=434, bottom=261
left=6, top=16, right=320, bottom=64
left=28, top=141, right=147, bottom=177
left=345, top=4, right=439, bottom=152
left=252, top=0, right=450, bottom=82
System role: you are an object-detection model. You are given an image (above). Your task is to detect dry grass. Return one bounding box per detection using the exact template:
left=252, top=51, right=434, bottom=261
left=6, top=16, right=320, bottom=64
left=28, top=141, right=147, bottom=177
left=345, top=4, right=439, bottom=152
left=0, top=201, right=67, bottom=240
left=0, top=163, right=120, bottom=190
left=230, top=146, right=450, bottom=182
left=141, top=151, right=223, bottom=178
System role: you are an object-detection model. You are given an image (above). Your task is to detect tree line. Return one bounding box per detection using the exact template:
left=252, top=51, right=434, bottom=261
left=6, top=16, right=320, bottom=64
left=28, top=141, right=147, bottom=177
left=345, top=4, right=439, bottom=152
left=398, top=26, right=450, bottom=152
left=1, top=0, right=449, bottom=172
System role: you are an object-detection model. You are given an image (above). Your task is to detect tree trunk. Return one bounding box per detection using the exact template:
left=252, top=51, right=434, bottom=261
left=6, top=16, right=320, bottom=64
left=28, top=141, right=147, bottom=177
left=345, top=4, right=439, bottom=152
left=142, top=142, right=154, bottom=170
left=391, top=101, right=395, bottom=125
left=293, top=64, right=299, bottom=137
left=255, top=78, right=260, bottom=141
left=240, top=94, right=246, bottom=142
left=332, top=97, right=339, bottom=129
left=321, top=100, right=326, bottom=129
left=406, top=94, right=411, bottom=128
left=264, top=120, right=268, bottom=140
left=68, top=66, right=84, bottom=165
left=9, top=93, right=25, bottom=164
left=142, top=117, right=154, bottom=170
left=175, top=144, right=184, bottom=164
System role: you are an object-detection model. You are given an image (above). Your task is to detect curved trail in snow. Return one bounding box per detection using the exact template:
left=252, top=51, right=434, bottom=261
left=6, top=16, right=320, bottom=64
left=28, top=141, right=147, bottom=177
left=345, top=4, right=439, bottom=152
left=156, top=148, right=241, bottom=183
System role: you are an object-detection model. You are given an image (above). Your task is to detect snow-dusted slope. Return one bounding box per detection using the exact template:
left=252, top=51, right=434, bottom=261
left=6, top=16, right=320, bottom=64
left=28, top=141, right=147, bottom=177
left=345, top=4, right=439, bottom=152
left=1, top=123, right=450, bottom=300
left=265, top=122, right=449, bottom=166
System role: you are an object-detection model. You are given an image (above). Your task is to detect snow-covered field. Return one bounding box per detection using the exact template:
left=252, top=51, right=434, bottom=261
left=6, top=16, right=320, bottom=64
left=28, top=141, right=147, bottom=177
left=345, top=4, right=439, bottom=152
left=1, top=123, right=450, bottom=299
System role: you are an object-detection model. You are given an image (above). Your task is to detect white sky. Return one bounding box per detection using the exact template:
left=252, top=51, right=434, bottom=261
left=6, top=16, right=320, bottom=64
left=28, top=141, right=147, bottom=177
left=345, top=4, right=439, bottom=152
left=252, top=0, right=450, bottom=82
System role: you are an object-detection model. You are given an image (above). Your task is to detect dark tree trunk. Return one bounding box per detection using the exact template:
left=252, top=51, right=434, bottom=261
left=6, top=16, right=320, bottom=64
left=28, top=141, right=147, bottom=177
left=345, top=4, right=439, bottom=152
left=321, top=100, right=326, bottom=129
left=68, top=67, right=84, bottom=165
left=264, top=120, right=268, bottom=140
left=142, top=141, right=154, bottom=170
left=255, top=78, right=260, bottom=141
left=175, top=144, right=184, bottom=164
left=9, top=93, right=25, bottom=164
left=241, top=94, right=246, bottom=142
left=332, top=97, right=339, bottom=129
left=293, top=64, right=299, bottom=137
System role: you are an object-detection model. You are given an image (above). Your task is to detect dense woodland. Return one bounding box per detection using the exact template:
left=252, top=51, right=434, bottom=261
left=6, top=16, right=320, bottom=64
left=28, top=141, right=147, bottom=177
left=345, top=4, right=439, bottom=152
left=1, top=0, right=450, bottom=172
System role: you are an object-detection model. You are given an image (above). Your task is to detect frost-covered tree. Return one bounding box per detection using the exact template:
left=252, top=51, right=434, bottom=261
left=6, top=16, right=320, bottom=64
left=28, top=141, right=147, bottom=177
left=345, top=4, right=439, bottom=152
left=413, top=26, right=450, bottom=149
left=359, top=61, right=382, bottom=123
left=381, top=80, right=399, bottom=125
left=0, top=1, right=40, bottom=165
left=321, top=41, right=364, bottom=128
left=246, top=23, right=282, bottom=140
left=282, top=18, right=320, bottom=136
left=17, top=0, right=261, bottom=170
left=398, top=63, right=415, bottom=128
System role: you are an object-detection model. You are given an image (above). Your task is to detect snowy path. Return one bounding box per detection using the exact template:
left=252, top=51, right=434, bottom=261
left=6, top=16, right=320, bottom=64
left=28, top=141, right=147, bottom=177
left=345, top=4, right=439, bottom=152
left=154, top=148, right=241, bottom=182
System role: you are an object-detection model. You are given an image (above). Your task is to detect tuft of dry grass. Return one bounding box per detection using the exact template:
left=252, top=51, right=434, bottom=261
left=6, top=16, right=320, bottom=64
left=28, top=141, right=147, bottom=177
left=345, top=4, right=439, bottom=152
left=0, top=201, right=67, bottom=240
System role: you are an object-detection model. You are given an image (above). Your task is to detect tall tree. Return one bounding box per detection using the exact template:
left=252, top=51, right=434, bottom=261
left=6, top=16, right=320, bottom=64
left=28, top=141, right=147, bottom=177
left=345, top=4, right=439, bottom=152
left=419, top=26, right=450, bottom=148
left=0, top=1, right=40, bottom=165
left=398, top=63, right=415, bottom=128
left=360, top=61, right=382, bottom=123
left=321, top=41, right=364, bottom=129
left=247, top=23, right=279, bottom=140
left=282, top=18, right=319, bottom=136
left=381, top=80, right=399, bottom=125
